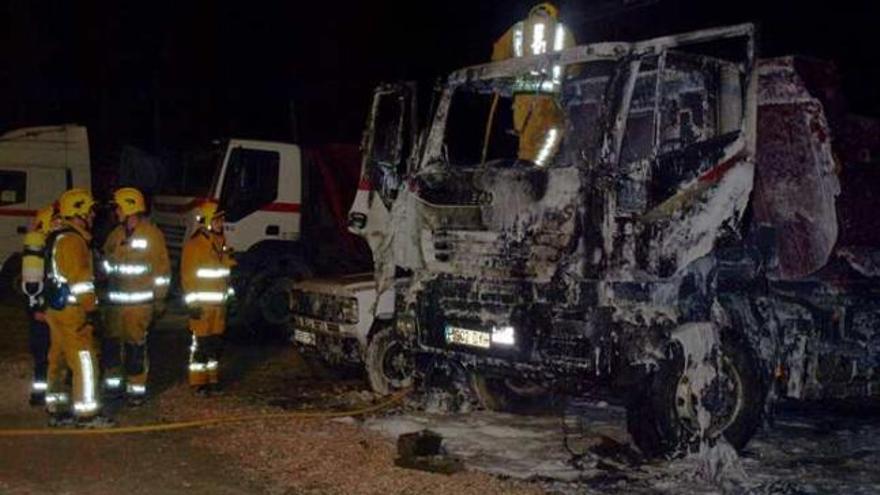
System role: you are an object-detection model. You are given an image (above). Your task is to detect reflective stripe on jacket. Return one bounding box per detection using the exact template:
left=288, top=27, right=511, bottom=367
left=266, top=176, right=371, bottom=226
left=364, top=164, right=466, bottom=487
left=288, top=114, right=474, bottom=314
left=48, top=222, right=96, bottom=311
left=102, top=219, right=171, bottom=305
left=180, top=229, right=236, bottom=306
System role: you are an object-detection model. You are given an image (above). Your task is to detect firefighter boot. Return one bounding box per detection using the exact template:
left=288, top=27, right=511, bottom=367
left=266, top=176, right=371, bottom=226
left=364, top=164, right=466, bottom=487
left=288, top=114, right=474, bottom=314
left=76, top=414, right=116, bottom=429
left=205, top=335, right=223, bottom=396
left=101, top=337, right=125, bottom=400
left=29, top=319, right=50, bottom=406
left=30, top=389, right=47, bottom=407
left=47, top=412, right=76, bottom=428
left=124, top=342, right=148, bottom=407
left=189, top=334, right=210, bottom=396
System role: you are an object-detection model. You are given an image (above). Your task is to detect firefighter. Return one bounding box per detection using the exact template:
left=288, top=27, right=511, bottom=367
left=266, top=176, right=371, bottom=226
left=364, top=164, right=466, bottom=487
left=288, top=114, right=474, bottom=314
left=21, top=205, right=57, bottom=405
left=180, top=201, right=235, bottom=395
left=101, top=187, right=170, bottom=406
left=44, top=188, right=112, bottom=427
left=491, top=2, right=575, bottom=165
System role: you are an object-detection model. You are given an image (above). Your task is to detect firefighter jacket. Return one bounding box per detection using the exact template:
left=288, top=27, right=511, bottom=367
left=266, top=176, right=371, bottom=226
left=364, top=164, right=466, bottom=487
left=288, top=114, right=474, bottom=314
left=490, top=17, right=575, bottom=164
left=491, top=15, right=575, bottom=90
left=180, top=228, right=236, bottom=307
left=46, top=221, right=96, bottom=313
left=101, top=220, right=171, bottom=305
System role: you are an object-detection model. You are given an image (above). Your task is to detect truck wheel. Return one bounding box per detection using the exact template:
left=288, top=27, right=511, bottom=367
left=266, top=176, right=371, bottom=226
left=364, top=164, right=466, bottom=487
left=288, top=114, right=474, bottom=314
left=626, top=332, right=765, bottom=458
left=469, top=373, right=551, bottom=413
left=235, top=263, right=309, bottom=342
left=258, top=277, right=293, bottom=326
left=365, top=326, right=413, bottom=395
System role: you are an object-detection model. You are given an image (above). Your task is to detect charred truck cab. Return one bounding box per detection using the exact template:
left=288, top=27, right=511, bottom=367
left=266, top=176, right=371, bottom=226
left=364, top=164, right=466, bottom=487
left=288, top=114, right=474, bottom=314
left=359, top=23, right=880, bottom=458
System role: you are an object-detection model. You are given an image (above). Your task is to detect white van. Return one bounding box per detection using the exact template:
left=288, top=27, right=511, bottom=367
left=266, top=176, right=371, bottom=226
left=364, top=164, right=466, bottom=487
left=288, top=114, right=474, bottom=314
left=0, top=125, right=90, bottom=285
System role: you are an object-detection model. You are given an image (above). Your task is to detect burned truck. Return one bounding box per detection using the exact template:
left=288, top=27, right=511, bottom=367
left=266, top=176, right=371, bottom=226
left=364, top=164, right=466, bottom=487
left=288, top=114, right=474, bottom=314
left=354, top=23, right=880, bottom=457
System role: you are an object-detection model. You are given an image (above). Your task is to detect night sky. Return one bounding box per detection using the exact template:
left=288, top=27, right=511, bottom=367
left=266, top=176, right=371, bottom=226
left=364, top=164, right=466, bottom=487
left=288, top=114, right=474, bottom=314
left=1, top=0, right=877, bottom=161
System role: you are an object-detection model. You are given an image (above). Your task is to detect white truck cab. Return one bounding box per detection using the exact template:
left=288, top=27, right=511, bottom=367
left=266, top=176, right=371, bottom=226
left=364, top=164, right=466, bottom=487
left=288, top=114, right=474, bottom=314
left=0, top=125, right=90, bottom=286
left=153, top=138, right=303, bottom=258
left=154, top=137, right=364, bottom=335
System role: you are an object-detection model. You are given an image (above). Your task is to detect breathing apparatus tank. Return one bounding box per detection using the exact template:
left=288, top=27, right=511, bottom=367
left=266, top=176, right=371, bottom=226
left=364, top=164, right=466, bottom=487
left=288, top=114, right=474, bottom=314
left=21, top=230, right=47, bottom=307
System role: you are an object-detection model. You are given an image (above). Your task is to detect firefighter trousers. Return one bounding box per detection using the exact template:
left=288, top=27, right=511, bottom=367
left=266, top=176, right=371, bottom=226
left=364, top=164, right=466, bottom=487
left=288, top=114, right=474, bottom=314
left=29, top=317, right=50, bottom=396
left=513, top=94, right=565, bottom=164
left=102, top=304, right=152, bottom=396
left=188, top=305, right=226, bottom=387
left=46, top=308, right=100, bottom=418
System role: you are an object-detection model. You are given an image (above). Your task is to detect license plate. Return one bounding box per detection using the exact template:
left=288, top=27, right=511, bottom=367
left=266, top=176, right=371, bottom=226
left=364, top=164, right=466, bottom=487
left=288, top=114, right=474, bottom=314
left=293, top=330, right=316, bottom=346
left=445, top=325, right=491, bottom=349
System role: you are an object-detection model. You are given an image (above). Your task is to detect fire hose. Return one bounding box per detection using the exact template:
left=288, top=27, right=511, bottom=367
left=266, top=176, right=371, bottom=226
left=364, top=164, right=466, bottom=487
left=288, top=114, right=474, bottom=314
left=0, top=389, right=409, bottom=437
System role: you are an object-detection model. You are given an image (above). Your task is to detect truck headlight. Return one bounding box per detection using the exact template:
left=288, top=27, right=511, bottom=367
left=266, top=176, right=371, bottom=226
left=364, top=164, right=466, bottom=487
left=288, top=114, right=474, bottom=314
left=396, top=316, right=416, bottom=335
left=289, top=290, right=303, bottom=313
left=491, top=325, right=516, bottom=346
left=340, top=297, right=358, bottom=324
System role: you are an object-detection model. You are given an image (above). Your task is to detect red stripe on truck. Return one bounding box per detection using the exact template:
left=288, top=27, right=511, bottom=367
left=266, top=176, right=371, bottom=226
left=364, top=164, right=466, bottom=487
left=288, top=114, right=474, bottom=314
left=259, top=202, right=301, bottom=213
left=153, top=198, right=300, bottom=214
left=0, top=208, right=37, bottom=217
left=697, top=152, right=744, bottom=184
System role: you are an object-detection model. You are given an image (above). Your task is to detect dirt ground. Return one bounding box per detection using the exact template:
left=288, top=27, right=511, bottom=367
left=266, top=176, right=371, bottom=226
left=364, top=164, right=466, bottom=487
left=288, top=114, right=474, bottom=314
left=3, top=302, right=879, bottom=494
left=0, top=303, right=540, bottom=495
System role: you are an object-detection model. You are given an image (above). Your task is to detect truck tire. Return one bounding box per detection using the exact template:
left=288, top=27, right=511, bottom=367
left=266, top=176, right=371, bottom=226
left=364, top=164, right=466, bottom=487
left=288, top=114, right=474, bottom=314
left=235, top=266, right=308, bottom=342
left=626, top=331, right=765, bottom=458
left=365, top=326, right=413, bottom=395
left=469, top=373, right=551, bottom=413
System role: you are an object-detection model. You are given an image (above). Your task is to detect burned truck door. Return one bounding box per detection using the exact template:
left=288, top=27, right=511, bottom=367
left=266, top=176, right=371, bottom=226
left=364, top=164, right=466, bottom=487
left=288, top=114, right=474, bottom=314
left=604, top=27, right=757, bottom=278
left=349, top=83, right=418, bottom=274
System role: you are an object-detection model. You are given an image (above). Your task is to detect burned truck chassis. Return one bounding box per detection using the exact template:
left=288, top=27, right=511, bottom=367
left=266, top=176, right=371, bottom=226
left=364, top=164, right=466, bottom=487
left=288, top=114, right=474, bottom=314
left=409, top=241, right=880, bottom=455
left=411, top=265, right=880, bottom=396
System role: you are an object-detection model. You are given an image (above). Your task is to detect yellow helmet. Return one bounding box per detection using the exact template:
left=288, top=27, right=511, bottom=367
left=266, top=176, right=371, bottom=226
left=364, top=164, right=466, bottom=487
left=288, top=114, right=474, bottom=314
left=34, top=205, right=55, bottom=234
left=58, top=188, right=96, bottom=219
left=529, top=2, right=559, bottom=19
left=113, top=187, right=146, bottom=216
left=195, top=200, right=225, bottom=230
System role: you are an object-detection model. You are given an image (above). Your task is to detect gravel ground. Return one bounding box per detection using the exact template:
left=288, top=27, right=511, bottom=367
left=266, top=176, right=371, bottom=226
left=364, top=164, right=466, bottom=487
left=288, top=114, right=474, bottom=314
left=158, top=383, right=540, bottom=495
left=153, top=346, right=542, bottom=495
left=4, top=302, right=878, bottom=494
left=0, top=305, right=542, bottom=494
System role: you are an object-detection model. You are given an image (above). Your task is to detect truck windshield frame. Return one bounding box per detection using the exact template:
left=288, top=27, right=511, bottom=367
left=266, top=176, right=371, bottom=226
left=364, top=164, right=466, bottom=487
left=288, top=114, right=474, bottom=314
left=419, top=23, right=756, bottom=176
left=434, top=66, right=611, bottom=170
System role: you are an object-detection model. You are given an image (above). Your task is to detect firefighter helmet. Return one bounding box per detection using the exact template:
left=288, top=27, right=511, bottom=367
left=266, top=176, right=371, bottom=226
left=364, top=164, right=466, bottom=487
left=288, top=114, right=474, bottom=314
left=34, top=205, right=55, bottom=234
left=113, top=187, right=147, bottom=216
left=196, top=200, right=225, bottom=230
left=529, top=2, right=559, bottom=19
left=58, top=188, right=96, bottom=219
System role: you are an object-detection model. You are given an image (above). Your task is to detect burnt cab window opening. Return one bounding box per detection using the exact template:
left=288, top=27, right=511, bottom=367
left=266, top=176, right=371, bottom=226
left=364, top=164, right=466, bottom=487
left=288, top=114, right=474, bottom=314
left=616, top=51, right=746, bottom=212
left=444, top=84, right=519, bottom=167
left=439, top=61, right=615, bottom=170
left=369, top=92, right=409, bottom=207
left=443, top=75, right=572, bottom=168
left=617, top=53, right=732, bottom=165
left=0, top=170, right=26, bottom=206
left=219, top=148, right=280, bottom=223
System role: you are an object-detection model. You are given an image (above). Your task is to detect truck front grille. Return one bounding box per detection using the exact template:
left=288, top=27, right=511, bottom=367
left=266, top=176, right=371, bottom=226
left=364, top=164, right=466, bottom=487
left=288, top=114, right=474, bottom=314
left=417, top=277, right=540, bottom=361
